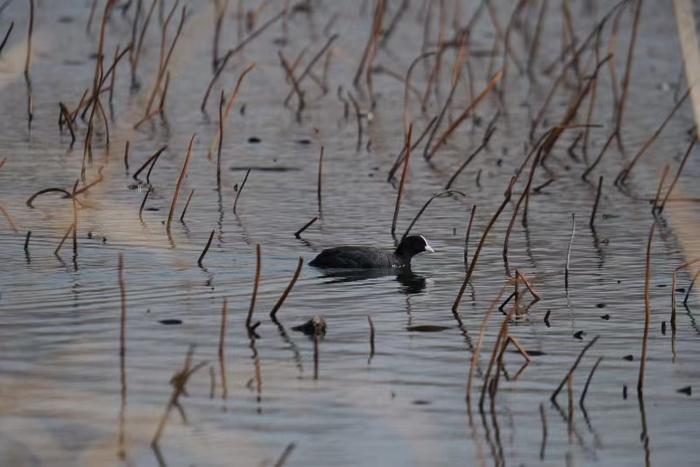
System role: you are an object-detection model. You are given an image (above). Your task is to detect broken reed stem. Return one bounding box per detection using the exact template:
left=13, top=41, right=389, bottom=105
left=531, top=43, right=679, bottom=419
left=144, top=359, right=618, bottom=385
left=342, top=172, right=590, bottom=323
left=71, top=180, right=79, bottom=258
left=445, top=127, right=496, bottom=190
left=467, top=284, right=508, bottom=406
left=551, top=335, right=600, bottom=402
left=294, top=216, right=318, bottom=238
left=24, top=230, right=31, bottom=252
left=201, top=11, right=282, bottom=112
left=179, top=189, right=194, bottom=222
left=539, top=403, right=547, bottom=461
left=317, top=146, right=324, bottom=218
left=617, top=90, right=690, bottom=184
left=567, top=374, right=574, bottom=436
left=684, top=270, right=700, bottom=307
left=403, top=51, right=435, bottom=131
left=615, top=0, right=642, bottom=135
left=197, top=229, right=215, bottom=267
left=388, top=117, right=437, bottom=181
left=353, top=0, right=385, bottom=87
left=638, top=219, right=657, bottom=394
left=270, top=257, right=304, bottom=322
left=218, top=298, right=228, bottom=359
left=391, top=125, right=413, bottom=237
left=139, top=186, right=152, bottom=221
left=24, top=0, right=34, bottom=79
left=579, top=356, right=603, bottom=408
left=425, top=70, right=503, bottom=160
left=582, top=130, right=617, bottom=180
left=274, top=442, right=297, bottom=467
left=55, top=223, right=75, bottom=256
left=58, top=103, right=77, bottom=145
left=278, top=50, right=305, bottom=120
left=479, top=309, right=514, bottom=409
left=0, top=21, right=13, bottom=57
left=118, top=253, right=127, bottom=357
left=233, top=168, right=251, bottom=215
left=565, top=213, right=576, bottom=290
left=246, top=244, right=262, bottom=334
left=589, top=176, right=603, bottom=227
left=453, top=177, right=515, bottom=314
left=283, top=34, right=338, bottom=106
left=123, top=141, right=130, bottom=172
left=659, top=138, right=696, bottom=213
left=464, top=205, right=476, bottom=270
left=651, top=165, right=670, bottom=213
left=216, top=90, right=225, bottom=184
left=132, top=145, right=167, bottom=183
left=401, top=190, right=465, bottom=241
left=367, top=315, right=375, bottom=362
left=166, top=134, right=196, bottom=234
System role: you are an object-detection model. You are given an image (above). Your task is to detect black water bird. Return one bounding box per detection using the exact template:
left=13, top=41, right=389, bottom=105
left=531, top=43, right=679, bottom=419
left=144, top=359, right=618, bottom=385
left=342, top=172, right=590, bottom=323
left=309, top=235, right=435, bottom=270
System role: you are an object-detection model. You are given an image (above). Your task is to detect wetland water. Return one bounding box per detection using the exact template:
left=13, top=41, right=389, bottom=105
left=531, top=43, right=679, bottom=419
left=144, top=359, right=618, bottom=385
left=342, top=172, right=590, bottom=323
left=1, top=1, right=700, bottom=466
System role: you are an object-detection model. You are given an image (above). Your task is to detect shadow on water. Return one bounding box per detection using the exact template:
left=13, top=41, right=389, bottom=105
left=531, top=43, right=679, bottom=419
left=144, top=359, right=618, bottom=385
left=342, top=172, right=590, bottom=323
left=316, top=269, right=426, bottom=295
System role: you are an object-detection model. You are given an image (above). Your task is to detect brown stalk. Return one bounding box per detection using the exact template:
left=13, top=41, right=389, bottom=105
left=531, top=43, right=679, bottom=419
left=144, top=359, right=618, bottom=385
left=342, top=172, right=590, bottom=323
left=444, top=121, right=495, bottom=189
left=453, top=177, right=516, bottom=314
left=651, top=165, right=670, bottom=213
left=551, top=335, right=600, bottom=402
left=118, top=253, right=127, bottom=357
left=197, top=229, right=215, bottom=267
left=200, top=10, right=283, bottom=112
left=294, top=216, right=318, bottom=239
left=58, top=103, right=77, bottom=145
left=246, top=244, right=262, bottom=335
left=424, top=70, right=503, bottom=160
left=581, top=130, right=617, bottom=180
left=615, top=0, right=642, bottom=135
left=179, top=189, right=194, bottom=222
left=638, top=218, right=657, bottom=394
left=388, top=117, right=437, bottom=181
left=138, top=186, right=152, bottom=222
left=401, top=190, right=465, bottom=242
left=233, top=169, right=251, bottom=215
left=284, top=34, right=338, bottom=106
left=658, top=138, right=696, bottom=213
left=278, top=51, right=305, bottom=121
left=353, top=0, right=386, bottom=87
left=133, top=145, right=167, bottom=183
left=403, top=51, right=436, bottom=132
left=218, top=297, right=229, bottom=399
left=317, top=146, right=324, bottom=218
left=516, top=270, right=541, bottom=302
left=346, top=91, right=363, bottom=151
left=526, top=0, right=547, bottom=79
left=616, top=90, right=690, bottom=185
left=0, top=204, right=17, bottom=232
left=166, top=134, right=196, bottom=234
left=391, top=125, right=412, bottom=237
left=130, top=0, right=158, bottom=88
left=589, top=176, right=603, bottom=227
left=479, top=308, right=514, bottom=409
left=55, top=223, right=75, bottom=256
left=270, top=257, right=304, bottom=322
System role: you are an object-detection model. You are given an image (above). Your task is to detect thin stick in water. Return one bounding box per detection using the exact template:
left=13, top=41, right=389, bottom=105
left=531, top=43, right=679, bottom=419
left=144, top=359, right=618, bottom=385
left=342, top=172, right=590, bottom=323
left=294, top=216, right=318, bottom=239
left=579, top=356, right=603, bottom=409
left=270, top=257, right=304, bottom=322
left=565, top=213, right=576, bottom=290
left=367, top=315, right=375, bottom=363
left=197, top=229, right=215, bottom=267
left=118, top=253, right=127, bottom=357
left=317, top=146, right=324, bottom=218
left=551, top=335, right=600, bottom=402
left=179, top=189, right=194, bottom=222
left=589, top=176, right=603, bottom=228
left=166, top=134, right=196, bottom=233
left=233, top=169, right=251, bottom=215
left=638, top=219, right=657, bottom=394
left=391, top=124, right=412, bottom=237
left=246, top=244, right=262, bottom=335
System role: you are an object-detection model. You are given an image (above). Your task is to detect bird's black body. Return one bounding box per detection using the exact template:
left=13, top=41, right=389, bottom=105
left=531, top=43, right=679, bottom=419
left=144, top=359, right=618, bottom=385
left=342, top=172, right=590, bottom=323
left=309, top=235, right=434, bottom=270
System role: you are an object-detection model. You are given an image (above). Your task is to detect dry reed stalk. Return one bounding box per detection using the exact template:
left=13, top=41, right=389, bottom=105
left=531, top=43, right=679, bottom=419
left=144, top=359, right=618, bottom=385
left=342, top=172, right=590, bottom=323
left=464, top=205, right=477, bottom=270
left=367, top=315, right=375, bottom=363
left=391, top=125, right=412, bottom=237
left=316, top=146, right=324, bottom=217
left=246, top=244, right=262, bottom=335
left=55, top=223, right=75, bottom=256
left=270, top=257, right=304, bottom=322
left=445, top=127, right=496, bottom=190
left=23, top=230, right=31, bottom=252
left=24, top=0, right=34, bottom=79
left=539, top=403, right=547, bottom=460
left=658, top=138, right=696, bottom=213
left=233, top=168, right=251, bottom=215
left=71, top=180, right=79, bottom=258
left=353, top=0, right=386, bottom=87
left=130, top=0, right=158, bottom=88
left=638, top=219, right=656, bottom=394
left=274, top=442, right=296, bottom=467
left=401, top=190, right=464, bottom=241
left=551, top=335, right=600, bottom=402
left=479, top=309, right=514, bottom=409
left=579, top=356, right=603, bottom=409
left=566, top=373, right=574, bottom=438
left=118, top=253, right=127, bottom=357
left=615, top=0, right=643, bottom=135
left=516, top=270, right=541, bottom=302
left=425, top=70, right=503, bottom=160
left=294, top=216, right=318, bottom=238
left=0, top=204, right=17, bottom=232
left=581, top=130, right=617, bottom=181
left=671, top=258, right=700, bottom=335
left=58, top=103, right=77, bottom=145
left=278, top=51, right=305, bottom=120
left=684, top=270, right=700, bottom=307
left=197, top=230, right=215, bottom=267
left=284, top=34, right=338, bottom=106
left=218, top=298, right=228, bottom=359
left=0, top=21, right=13, bottom=57
left=616, top=90, right=690, bottom=185
left=387, top=117, right=437, bottom=181
left=166, top=134, right=196, bottom=234
left=201, top=10, right=283, bottom=112
left=453, top=177, right=516, bottom=314
left=212, top=0, right=229, bottom=69
left=138, top=186, right=152, bottom=222
left=565, top=213, right=576, bottom=290
left=132, top=145, right=167, bottom=183
left=467, top=284, right=508, bottom=407
left=346, top=91, right=363, bottom=151
left=589, top=176, right=603, bottom=227
left=526, top=0, right=547, bottom=79
left=403, top=51, right=436, bottom=132
left=651, top=165, right=670, bottom=213
left=179, top=189, right=194, bottom=222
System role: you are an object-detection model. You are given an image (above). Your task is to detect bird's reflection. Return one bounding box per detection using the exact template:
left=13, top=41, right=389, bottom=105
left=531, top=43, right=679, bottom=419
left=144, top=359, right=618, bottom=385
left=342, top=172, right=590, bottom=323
left=318, top=269, right=426, bottom=294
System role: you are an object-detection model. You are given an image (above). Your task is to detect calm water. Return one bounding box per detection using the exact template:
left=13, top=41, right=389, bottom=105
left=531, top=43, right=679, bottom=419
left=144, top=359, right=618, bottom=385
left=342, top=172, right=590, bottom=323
left=0, top=1, right=699, bottom=466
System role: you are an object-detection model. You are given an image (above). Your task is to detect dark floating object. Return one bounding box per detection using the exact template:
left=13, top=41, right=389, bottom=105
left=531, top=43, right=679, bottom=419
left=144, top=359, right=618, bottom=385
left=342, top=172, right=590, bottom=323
left=248, top=136, right=261, bottom=143
left=574, top=330, right=585, bottom=340
left=159, top=319, right=182, bottom=325
left=292, top=315, right=326, bottom=336
left=657, top=284, right=667, bottom=288
left=623, top=354, right=634, bottom=361
left=406, top=325, right=450, bottom=333
left=676, top=287, right=686, bottom=293
left=229, top=166, right=300, bottom=172
left=595, top=303, right=606, bottom=308
left=623, top=385, right=628, bottom=400
left=601, top=314, right=611, bottom=320
left=677, top=386, right=692, bottom=396
left=661, top=321, right=667, bottom=335
left=544, top=310, right=551, bottom=327
left=297, top=138, right=312, bottom=145
left=412, top=400, right=431, bottom=405
left=309, top=235, right=434, bottom=270
left=509, top=349, right=546, bottom=356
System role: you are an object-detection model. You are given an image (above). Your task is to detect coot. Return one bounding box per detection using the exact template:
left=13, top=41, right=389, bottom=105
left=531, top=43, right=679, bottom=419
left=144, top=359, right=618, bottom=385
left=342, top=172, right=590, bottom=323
left=309, top=235, right=435, bottom=269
